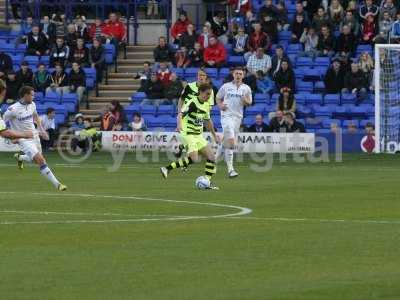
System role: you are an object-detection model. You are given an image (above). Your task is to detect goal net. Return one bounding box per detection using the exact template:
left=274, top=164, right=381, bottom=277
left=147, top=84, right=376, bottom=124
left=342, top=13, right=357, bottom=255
left=374, top=44, right=400, bottom=153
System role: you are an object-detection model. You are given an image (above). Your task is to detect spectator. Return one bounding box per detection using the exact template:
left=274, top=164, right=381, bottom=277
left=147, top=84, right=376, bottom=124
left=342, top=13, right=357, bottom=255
left=330, top=122, right=340, bottom=134
left=258, top=0, right=278, bottom=20
left=65, top=24, right=79, bottom=48
left=171, top=10, right=191, bottom=43
left=343, top=62, right=368, bottom=103
left=130, top=112, right=147, bottom=131
left=180, top=24, right=198, bottom=50
left=33, top=63, right=51, bottom=93
left=256, top=70, right=274, bottom=94
left=295, top=1, right=310, bottom=23
left=26, top=25, right=49, bottom=56
left=268, top=110, right=286, bottom=132
left=391, top=12, right=400, bottom=43
left=346, top=120, right=358, bottom=134
left=329, top=0, right=344, bottom=30
left=40, top=15, right=56, bottom=45
left=324, top=59, right=345, bottom=94
left=203, top=36, right=227, bottom=68
left=71, top=113, right=85, bottom=133
left=284, top=112, right=305, bottom=133
left=270, top=45, right=291, bottom=77
left=89, top=38, right=105, bottom=82
left=346, top=1, right=358, bottom=14
left=276, top=0, right=289, bottom=31
left=72, top=119, right=100, bottom=153
left=68, top=62, right=86, bottom=103
left=52, top=14, right=67, bottom=38
left=142, top=72, right=165, bottom=106
left=40, top=107, right=58, bottom=151
left=146, top=0, right=159, bottom=19
left=111, top=100, right=127, bottom=130
left=17, top=16, right=34, bottom=45
left=153, top=36, right=174, bottom=64
left=245, top=23, right=270, bottom=61
left=273, top=60, right=295, bottom=92
left=198, top=25, right=213, bottom=49
left=227, top=0, right=251, bottom=14
left=312, top=6, right=332, bottom=32
left=365, top=122, right=375, bottom=135
left=290, top=14, right=308, bottom=43
left=246, top=47, right=271, bottom=76
left=89, top=17, right=106, bottom=41
left=47, top=63, right=68, bottom=95
left=380, top=0, right=397, bottom=21
left=16, top=62, right=33, bottom=87
left=243, top=10, right=257, bottom=34
left=0, top=51, right=12, bottom=78
left=379, top=12, right=394, bottom=40
left=299, top=27, right=319, bottom=58
left=49, top=37, right=70, bottom=67
left=210, top=12, right=228, bottom=44
left=232, top=26, right=248, bottom=56
left=135, top=61, right=152, bottom=91
left=74, top=15, right=90, bottom=42
left=103, top=12, right=126, bottom=50
left=5, top=71, right=20, bottom=104
left=247, top=114, right=269, bottom=132
left=261, top=13, right=278, bottom=43
left=156, top=61, right=172, bottom=87
left=340, top=10, right=360, bottom=36
left=359, top=0, right=379, bottom=21
left=358, top=52, right=374, bottom=87
left=317, top=26, right=335, bottom=57
left=175, top=47, right=191, bottom=68
left=276, top=87, right=296, bottom=116
left=188, top=43, right=204, bottom=67
left=69, top=38, right=90, bottom=67
left=164, top=72, right=183, bottom=105
left=361, top=13, right=377, bottom=44
left=335, top=25, right=357, bottom=59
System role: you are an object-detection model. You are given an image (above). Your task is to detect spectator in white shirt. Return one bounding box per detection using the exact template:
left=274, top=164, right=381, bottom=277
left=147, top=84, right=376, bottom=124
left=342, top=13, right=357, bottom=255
left=40, top=107, right=57, bottom=151
left=246, top=47, right=272, bottom=76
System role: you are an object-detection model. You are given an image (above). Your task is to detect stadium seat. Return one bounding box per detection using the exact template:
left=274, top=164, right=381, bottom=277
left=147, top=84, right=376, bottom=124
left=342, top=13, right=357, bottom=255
left=360, top=119, right=374, bottom=128
left=204, top=68, right=218, bottom=79
left=184, top=67, right=199, bottom=78
left=314, top=57, right=330, bottom=67
left=296, top=57, right=313, bottom=68
left=140, top=104, right=157, bottom=116
left=24, top=55, right=39, bottom=66
left=314, top=81, right=325, bottom=93
left=297, top=81, right=313, bottom=93
left=44, top=91, right=61, bottom=104
left=287, top=44, right=303, bottom=55
left=302, top=68, right=321, bottom=82
left=343, top=119, right=360, bottom=128
left=245, top=104, right=265, bottom=116
left=132, top=92, right=146, bottom=103
left=294, top=93, right=306, bottom=105
left=341, top=93, right=356, bottom=105
left=254, top=93, right=270, bottom=104
left=294, top=68, right=305, bottom=80
left=332, top=106, right=348, bottom=120
left=171, top=67, right=184, bottom=78
left=305, top=117, right=322, bottom=129
left=306, top=94, right=323, bottom=105
left=34, top=92, right=44, bottom=103
left=243, top=116, right=254, bottom=127
left=348, top=105, right=367, bottom=119
left=219, top=68, right=230, bottom=79
left=313, top=104, right=334, bottom=118
left=228, top=56, right=245, bottom=66
left=322, top=118, right=341, bottom=129
left=296, top=105, right=313, bottom=118
left=324, top=94, right=340, bottom=105
left=278, top=30, right=291, bottom=41
left=211, top=105, right=220, bottom=116
left=157, top=105, right=175, bottom=116
left=124, top=104, right=140, bottom=115
left=213, top=79, right=223, bottom=89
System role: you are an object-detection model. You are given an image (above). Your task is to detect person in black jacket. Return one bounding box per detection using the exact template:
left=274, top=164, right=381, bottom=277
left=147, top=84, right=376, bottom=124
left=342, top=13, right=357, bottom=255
left=0, top=51, right=12, bottom=78
left=268, top=110, right=286, bottom=132
left=247, top=114, right=269, bottom=132
left=179, top=24, right=198, bottom=51
left=335, top=25, right=357, bottom=59
left=284, top=112, right=305, bottom=133
left=273, top=60, right=295, bottom=92
left=153, top=36, right=174, bottom=64
left=69, top=38, right=90, bottom=67
left=26, top=25, right=49, bottom=56
left=33, top=63, right=51, bottom=93
left=342, top=62, right=368, bottom=103
left=89, top=38, right=105, bottom=83
left=317, top=26, right=335, bottom=57
left=290, top=14, right=309, bottom=43
left=49, top=37, right=70, bottom=67
left=141, top=72, right=165, bottom=106
left=270, top=45, right=291, bottom=76
left=5, top=71, right=21, bottom=104
left=209, top=12, right=228, bottom=44
left=40, top=15, right=56, bottom=45
left=16, top=61, right=33, bottom=87
left=68, top=62, right=86, bottom=103
left=324, top=59, right=345, bottom=93
left=46, top=63, right=68, bottom=95
left=163, top=72, right=183, bottom=105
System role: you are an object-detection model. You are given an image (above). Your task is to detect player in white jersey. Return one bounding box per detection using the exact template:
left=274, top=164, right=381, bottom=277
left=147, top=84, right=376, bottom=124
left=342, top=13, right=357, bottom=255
left=216, top=67, right=252, bottom=178
left=3, top=86, right=67, bottom=191
left=0, top=79, right=34, bottom=140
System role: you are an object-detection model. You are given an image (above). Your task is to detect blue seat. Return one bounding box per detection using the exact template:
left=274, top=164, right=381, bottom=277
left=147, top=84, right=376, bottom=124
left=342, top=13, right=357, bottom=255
left=302, top=68, right=321, bottom=82
left=296, top=105, right=313, bottom=118
left=228, top=56, right=245, bottom=66
left=42, top=104, right=67, bottom=116
left=287, top=43, right=303, bottom=55
left=140, top=104, right=157, bottom=115
left=44, top=91, right=61, bottom=104
left=132, top=92, right=146, bottom=103
left=34, top=92, right=44, bottom=103
left=213, top=79, right=223, bottom=89
left=205, top=68, right=218, bottom=79
left=254, top=93, right=270, bottom=104
left=171, top=67, right=184, bottom=78
left=125, top=104, right=140, bottom=115
left=157, top=105, right=175, bottom=116
left=288, top=54, right=297, bottom=65
left=313, top=104, right=334, bottom=118
left=62, top=93, right=78, bottom=103
left=219, top=68, right=230, bottom=79
left=360, top=119, right=374, bottom=128
left=294, top=93, right=306, bottom=105
left=294, top=68, right=304, bottom=80
left=314, top=57, right=330, bottom=67
left=322, top=118, right=341, bottom=129
left=314, top=81, right=325, bottom=93
left=296, top=57, right=313, bottom=67
left=245, top=104, right=265, bottom=116
left=278, top=30, right=292, bottom=41
left=24, top=55, right=39, bottom=66
left=348, top=105, right=367, bottom=119
left=341, top=93, right=357, bottom=105
left=343, top=119, right=360, bottom=128
left=157, top=115, right=176, bottom=127
left=184, top=67, right=199, bottom=78
left=55, top=114, right=66, bottom=125
left=211, top=105, right=220, bottom=116
left=332, top=106, right=348, bottom=120
left=324, top=94, right=340, bottom=105
left=297, top=81, right=313, bottom=92
left=270, top=93, right=280, bottom=104
left=306, top=94, right=323, bottom=105
left=0, top=42, right=15, bottom=53
left=40, top=55, right=50, bottom=65
left=364, top=104, right=375, bottom=118
left=305, top=118, right=322, bottom=129
left=243, top=116, right=254, bottom=127
left=146, top=116, right=162, bottom=128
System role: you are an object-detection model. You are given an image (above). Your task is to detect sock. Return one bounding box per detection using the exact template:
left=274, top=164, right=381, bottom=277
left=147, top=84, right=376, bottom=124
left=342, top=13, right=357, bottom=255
left=166, top=157, right=193, bottom=171
left=205, top=159, right=216, bottom=180
left=215, top=144, right=224, bottom=162
left=19, top=154, right=32, bottom=163
left=225, top=148, right=234, bottom=173
left=40, top=164, right=61, bottom=188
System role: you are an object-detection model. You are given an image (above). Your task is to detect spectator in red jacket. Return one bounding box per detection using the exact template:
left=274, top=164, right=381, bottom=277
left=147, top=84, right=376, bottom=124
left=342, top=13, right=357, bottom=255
left=89, top=18, right=106, bottom=42
left=156, top=61, right=172, bottom=87
left=103, top=13, right=126, bottom=52
left=197, top=24, right=213, bottom=50
left=203, top=36, right=227, bottom=68
left=244, top=23, right=270, bottom=62
left=171, top=11, right=192, bottom=43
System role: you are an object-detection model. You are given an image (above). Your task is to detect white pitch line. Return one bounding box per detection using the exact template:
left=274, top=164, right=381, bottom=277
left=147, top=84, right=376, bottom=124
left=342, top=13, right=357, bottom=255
left=0, top=192, right=253, bottom=225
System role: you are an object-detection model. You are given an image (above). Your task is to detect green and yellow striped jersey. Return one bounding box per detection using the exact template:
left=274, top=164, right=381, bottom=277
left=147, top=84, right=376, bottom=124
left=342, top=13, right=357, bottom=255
left=0, top=116, right=6, bottom=132
left=181, top=82, right=215, bottom=108
left=181, top=97, right=210, bottom=135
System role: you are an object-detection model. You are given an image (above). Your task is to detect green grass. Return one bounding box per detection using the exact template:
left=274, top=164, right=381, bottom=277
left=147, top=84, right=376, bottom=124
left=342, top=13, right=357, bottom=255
left=1, top=152, right=400, bottom=300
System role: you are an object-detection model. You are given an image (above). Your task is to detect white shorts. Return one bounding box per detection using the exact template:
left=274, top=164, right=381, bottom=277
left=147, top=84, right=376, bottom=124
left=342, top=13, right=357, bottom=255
left=221, top=116, right=242, bottom=141
left=19, top=136, right=42, bottom=161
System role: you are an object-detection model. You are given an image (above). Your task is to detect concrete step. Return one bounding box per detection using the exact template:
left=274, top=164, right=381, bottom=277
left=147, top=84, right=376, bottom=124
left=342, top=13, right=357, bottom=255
left=126, top=52, right=154, bottom=59
left=89, top=96, right=132, bottom=102
left=99, top=84, right=140, bottom=91
left=99, top=90, right=135, bottom=97
left=109, top=71, right=143, bottom=78
left=117, top=66, right=147, bottom=73
left=127, top=45, right=155, bottom=51
left=119, top=58, right=154, bottom=65
left=107, top=77, right=140, bottom=85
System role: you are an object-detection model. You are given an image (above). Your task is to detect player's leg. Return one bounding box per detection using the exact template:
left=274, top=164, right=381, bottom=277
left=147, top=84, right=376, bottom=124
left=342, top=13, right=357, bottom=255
left=31, top=152, right=67, bottom=191
left=221, top=118, right=238, bottom=177
left=15, top=139, right=34, bottom=170
left=199, top=142, right=219, bottom=190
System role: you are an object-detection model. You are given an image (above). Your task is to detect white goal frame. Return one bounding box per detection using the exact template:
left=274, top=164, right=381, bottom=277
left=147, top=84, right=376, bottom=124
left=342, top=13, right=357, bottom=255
left=374, top=44, right=400, bottom=153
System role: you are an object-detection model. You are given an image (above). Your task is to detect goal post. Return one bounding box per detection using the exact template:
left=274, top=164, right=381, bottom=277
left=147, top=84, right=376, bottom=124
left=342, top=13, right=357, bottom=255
left=374, top=44, right=400, bottom=153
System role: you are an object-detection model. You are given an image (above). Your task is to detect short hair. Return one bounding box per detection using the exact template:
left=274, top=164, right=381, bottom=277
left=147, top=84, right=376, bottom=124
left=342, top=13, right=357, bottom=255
left=46, top=107, right=55, bottom=114
left=198, top=83, right=212, bottom=93
left=19, top=86, right=34, bottom=98
left=0, top=79, right=6, bottom=94
left=233, top=66, right=245, bottom=72
left=143, top=61, right=151, bottom=66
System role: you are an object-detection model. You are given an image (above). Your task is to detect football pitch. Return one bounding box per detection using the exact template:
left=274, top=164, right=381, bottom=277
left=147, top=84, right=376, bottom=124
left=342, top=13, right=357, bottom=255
left=1, top=152, right=400, bottom=300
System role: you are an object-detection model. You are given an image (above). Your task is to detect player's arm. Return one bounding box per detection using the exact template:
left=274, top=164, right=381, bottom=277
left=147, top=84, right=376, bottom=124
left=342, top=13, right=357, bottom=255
left=216, top=85, right=227, bottom=111
left=0, top=129, right=33, bottom=139
left=33, top=111, right=49, bottom=140
left=241, top=88, right=253, bottom=106
left=204, top=119, right=220, bottom=144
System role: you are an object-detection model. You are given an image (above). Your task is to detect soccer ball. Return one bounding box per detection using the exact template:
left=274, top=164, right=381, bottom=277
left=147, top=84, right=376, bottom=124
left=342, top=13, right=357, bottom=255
left=195, top=176, right=210, bottom=190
